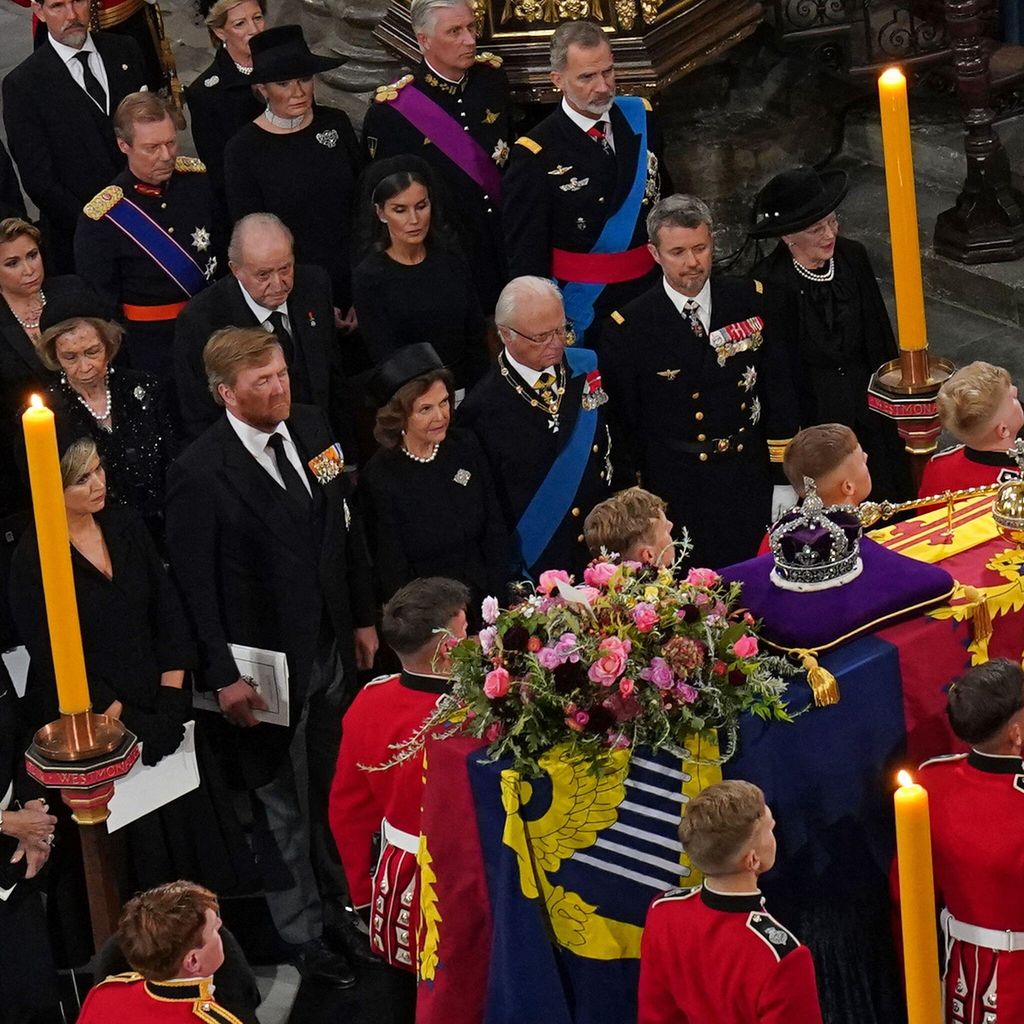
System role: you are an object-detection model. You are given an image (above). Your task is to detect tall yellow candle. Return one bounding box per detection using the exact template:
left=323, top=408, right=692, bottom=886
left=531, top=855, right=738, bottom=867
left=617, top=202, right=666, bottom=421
left=894, top=770, right=942, bottom=1024
left=878, top=67, right=927, bottom=352
left=21, top=395, right=91, bottom=715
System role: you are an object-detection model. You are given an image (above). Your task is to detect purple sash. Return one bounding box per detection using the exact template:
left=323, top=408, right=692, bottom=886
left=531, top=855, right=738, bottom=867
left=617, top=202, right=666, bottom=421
left=390, top=84, right=503, bottom=203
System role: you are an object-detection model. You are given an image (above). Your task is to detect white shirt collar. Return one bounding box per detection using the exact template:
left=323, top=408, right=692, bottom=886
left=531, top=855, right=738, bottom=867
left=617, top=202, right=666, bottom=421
left=237, top=279, right=286, bottom=324
left=560, top=96, right=609, bottom=134
left=225, top=407, right=290, bottom=458
left=423, top=58, right=465, bottom=85
left=503, top=349, right=554, bottom=389
left=49, top=32, right=97, bottom=64
left=662, top=275, right=712, bottom=319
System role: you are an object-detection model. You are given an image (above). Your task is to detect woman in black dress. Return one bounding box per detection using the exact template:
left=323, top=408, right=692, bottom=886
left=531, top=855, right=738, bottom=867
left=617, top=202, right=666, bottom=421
left=10, top=436, right=243, bottom=892
left=36, top=293, right=178, bottom=541
left=223, top=25, right=363, bottom=318
left=185, top=0, right=266, bottom=226
left=353, top=157, right=488, bottom=396
left=361, top=344, right=509, bottom=611
left=750, top=166, right=913, bottom=501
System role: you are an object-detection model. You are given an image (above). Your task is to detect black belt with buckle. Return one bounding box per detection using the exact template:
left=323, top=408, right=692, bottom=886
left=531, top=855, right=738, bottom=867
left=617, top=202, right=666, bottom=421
left=675, top=435, right=747, bottom=458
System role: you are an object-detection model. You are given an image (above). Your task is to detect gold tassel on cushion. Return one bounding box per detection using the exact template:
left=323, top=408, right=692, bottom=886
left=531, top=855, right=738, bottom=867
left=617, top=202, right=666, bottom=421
left=959, top=585, right=992, bottom=647
left=793, top=649, right=840, bottom=707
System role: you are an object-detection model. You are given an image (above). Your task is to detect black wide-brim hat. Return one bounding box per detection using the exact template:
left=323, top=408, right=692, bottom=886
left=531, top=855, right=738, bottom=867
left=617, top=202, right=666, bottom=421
left=750, top=165, right=849, bottom=239
left=39, top=289, right=114, bottom=334
left=248, top=25, right=344, bottom=85
left=369, top=343, right=446, bottom=406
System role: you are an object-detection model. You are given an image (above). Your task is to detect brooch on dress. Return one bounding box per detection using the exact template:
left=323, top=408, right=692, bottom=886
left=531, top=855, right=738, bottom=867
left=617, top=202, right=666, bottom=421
left=308, top=443, right=344, bottom=483
left=581, top=370, right=608, bottom=411
left=453, top=469, right=471, bottom=486
left=316, top=129, right=339, bottom=149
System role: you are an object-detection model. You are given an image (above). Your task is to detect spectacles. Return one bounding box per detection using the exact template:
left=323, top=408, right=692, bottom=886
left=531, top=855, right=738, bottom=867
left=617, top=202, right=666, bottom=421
left=800, top=213, right=839, bottom=241
left=501, top=322, right=574, bottom=346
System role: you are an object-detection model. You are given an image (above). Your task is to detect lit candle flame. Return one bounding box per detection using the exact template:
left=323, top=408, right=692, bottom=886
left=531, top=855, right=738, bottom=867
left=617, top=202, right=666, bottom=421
left=29, top=394, right=43, bottom=409
left=880, top=66, right=905, bottom=87
left=897, top=769, right=914, bottom=788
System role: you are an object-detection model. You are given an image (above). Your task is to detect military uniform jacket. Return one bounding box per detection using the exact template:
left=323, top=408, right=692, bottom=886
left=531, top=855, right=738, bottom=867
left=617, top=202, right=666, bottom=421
left=458, top=354, right=615, bottom=578
left=503, top=101, right=669, bottom=334
left=77, top=973, right=243, bottom=1024
left=598, top=276, right=799, bottom=569
left=638, top=886, right=823, bottom=1024
left=918, top=750, right=1024, bottom=1024
left=918, top=444, right=1022, bottom=499
left=362, top=56, right=511, bottom=311
left=74, top=159, right=221, bottom=377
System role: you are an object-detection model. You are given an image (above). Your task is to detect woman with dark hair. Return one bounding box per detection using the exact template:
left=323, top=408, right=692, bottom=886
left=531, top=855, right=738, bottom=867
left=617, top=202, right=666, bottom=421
left=750, top=166, right=912, bottom=501
left=36, top=292, right=179, bottom=540
left=353, top=156, right=488, bottom=395
left=360, top=343, right=509, bottom=609
left=223, top=25, right=363, bottom=318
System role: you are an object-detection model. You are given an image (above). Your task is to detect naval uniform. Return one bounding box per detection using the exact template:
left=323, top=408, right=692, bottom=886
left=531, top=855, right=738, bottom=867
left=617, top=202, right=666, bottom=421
left=918, top=749, right=1024, bottom=1024
left=919, top=444, right=1023, bottom=498
left=329, top=669, right=451, bottom=971
left=74, top=156, right=221, bottom=380
left=77, top=973, right=243, bottom=1024
left=638, top=885, right=823, bottom=1024
left=598, top=275, right=799, bottom=569
left=502, top=97, right=669, bottom=345
left=362, top=55, right=511, bottom=312
left=458, top=349, right=615, bottom=579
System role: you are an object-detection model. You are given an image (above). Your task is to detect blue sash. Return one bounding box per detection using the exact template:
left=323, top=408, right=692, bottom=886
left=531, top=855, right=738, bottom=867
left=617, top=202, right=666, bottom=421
left=561, top=97, right=649, bottom=339
left=104, top=197, right=207, bottom=298
left=514, top=347, right=599, bottom=574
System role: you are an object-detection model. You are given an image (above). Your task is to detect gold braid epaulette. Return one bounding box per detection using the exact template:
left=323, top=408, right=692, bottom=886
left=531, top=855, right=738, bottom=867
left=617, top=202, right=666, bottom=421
left=374, top=74, right=414, bottom=103
left=175, top=156, right=206, bottom=173
left=83, top=185, right=124, bottom=220
left=95, top=971, right=142, bottom=985
left=766, top=438, right=791, bottom=463
left=475, top=51, right=503, bottom=68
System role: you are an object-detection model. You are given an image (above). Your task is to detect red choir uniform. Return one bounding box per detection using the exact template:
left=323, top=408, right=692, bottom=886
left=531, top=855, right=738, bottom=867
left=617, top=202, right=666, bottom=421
left=919, top=749, right=1024, bottom=1024
left=638, top=886, right=823, bottom=1024
left=918, top=445, right=1021, bottom=498
left=329, top=670, right=450, bottom=971
left=77, top=973, right=242, bottom=1024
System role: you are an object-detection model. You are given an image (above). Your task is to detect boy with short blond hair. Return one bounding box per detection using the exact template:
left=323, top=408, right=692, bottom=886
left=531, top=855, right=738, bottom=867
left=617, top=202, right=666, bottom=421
left=584, top=487, right=675, bottom=567
left=921, top=361, right=1023, bottom=496
left=638, top=780, right=823, bottom=1024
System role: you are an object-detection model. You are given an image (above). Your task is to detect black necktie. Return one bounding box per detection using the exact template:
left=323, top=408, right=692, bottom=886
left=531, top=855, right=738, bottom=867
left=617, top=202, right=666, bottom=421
left=266, top=433, right=309, bottom=505
left=74, top=52, right=107, bottom=112
left=267, top=311, right=294, bottom=362
left=684, top=299, right=706, bottom=339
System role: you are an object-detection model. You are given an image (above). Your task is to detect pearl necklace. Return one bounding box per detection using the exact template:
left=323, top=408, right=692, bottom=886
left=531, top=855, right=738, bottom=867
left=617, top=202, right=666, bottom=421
left=68, top=370, right=112, bottom=427
left=792, top=256, right=834, bottom=283
left=234, top=61, right=252, bottom=76
left=401, top=442, right=439, bottom=463
left=9, top=288, right=46, bottom=331
left=263, top=107, right=307, bottom=130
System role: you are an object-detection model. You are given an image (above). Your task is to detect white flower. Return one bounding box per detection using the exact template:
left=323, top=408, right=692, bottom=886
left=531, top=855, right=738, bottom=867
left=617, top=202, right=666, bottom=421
left=481, top=595, right=499, bottom=624
left=479, top=626, right=497, bottom=654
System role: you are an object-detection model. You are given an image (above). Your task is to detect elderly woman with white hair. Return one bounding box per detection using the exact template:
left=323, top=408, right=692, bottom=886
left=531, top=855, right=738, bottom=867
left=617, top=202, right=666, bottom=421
left=458, top=275, right=617, bottom=580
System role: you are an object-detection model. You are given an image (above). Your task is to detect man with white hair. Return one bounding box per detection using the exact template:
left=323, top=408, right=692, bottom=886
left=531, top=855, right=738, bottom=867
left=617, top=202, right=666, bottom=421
left=362, top=0, right=511, bottom=311
left=459, top=275, right=616, bottom=578
left=503, top=20, right=670, bottom=345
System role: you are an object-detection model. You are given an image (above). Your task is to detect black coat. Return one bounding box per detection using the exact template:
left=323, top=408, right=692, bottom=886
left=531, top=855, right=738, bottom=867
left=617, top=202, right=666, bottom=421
left=165, top=404, right=376, bottom=787
left=173, top=266, right=352, bottom=447
left=458, top=355, right=616, bottom=578
left=598, top=276, right=800, bottom=569
left=0, top=138, right=26, bottom=221
left=360, top=428, right=511, bottom=604
left=361, top=58, right=512, bottom=312
left=752, top=236, right=913, bottom=501
left=74, top=163, right=222, bottom=378
left=502, top=101, right=670, bottom=342
left=2, top=32, right=149, bottom=271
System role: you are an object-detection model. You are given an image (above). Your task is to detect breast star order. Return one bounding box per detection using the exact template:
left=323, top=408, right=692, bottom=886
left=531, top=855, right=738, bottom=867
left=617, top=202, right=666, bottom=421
left=191, top=226, right=211, bottom=252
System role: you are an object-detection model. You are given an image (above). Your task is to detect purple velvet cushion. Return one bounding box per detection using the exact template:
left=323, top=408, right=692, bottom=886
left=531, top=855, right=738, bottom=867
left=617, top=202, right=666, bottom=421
left=719, top=537, right=955, bottom=650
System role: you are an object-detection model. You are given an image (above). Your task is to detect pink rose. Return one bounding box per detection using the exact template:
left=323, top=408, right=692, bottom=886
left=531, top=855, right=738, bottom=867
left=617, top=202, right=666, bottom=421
left=584, top=561, right=618, bottom=589
left=619, top=677, right=635, bottom=698
left=484, top=722, right=504, bottom=742
left=712, top=659, right=728, bottom=677
left=537, top=569, right=571, bottom=595
left=631, top=602, right=659, bottom=633
left=640, top=657, right=675, bottom=690
left=687, top=567, right=722, bottom=588
left=555, top=633, right=580, bottom=662
left=608, top=731, right=631, bottom=750
left=693, top=591, right=711, bottom=607
left=537, top=646, right=563, bottom=670
left=675, top=680, right=698, bottom=704
left=588, top=636, right=631, bottom=686
left=483, top=667, right=510, bottom=698
left=732, top=635, right=759, bottom=658
left=479, top=626, right=497, bottom=654
left=577, top=586, right=601, bottom=605
left=481, top=596, right=499, bottom=625
left=565, top=710, right=589, bottom=732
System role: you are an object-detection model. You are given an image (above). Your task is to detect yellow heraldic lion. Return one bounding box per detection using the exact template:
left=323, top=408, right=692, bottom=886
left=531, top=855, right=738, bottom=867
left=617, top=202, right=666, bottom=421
left=499, top=744, right=646, bottom=958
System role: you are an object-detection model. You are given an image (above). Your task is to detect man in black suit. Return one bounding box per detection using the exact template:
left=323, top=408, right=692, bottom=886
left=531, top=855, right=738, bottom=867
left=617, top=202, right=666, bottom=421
left=165, top=326, right=378, bottom=986
left=174, top=212, right=352, bottom=447
left=458, top=275, right=615, bottom=580
left=598, top=194, right=801, bottom=569
left=2, top=0, right=148, bottom=272
left=502, top=20, right=670, bottom=346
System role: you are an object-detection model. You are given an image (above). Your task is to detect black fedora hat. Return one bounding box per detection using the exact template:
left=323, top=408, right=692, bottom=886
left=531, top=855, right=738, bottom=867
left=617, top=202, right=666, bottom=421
left=248, top=25, right=344, bottom=85
left=39, top=289, right=113, bottom=335
left=750, top=166, right=849, bottom=239
left=369, top=343, right=446, bottom=406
